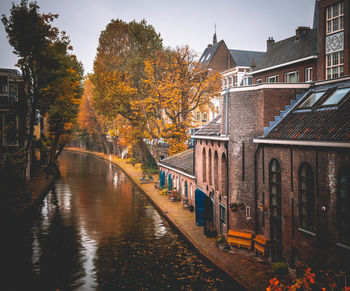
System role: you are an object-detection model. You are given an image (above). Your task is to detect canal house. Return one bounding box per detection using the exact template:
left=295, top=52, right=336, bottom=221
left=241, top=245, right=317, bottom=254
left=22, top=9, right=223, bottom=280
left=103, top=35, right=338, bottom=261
left=254, top=78, right=350, bottom=272
left=158, top=149, right=196, bottom=208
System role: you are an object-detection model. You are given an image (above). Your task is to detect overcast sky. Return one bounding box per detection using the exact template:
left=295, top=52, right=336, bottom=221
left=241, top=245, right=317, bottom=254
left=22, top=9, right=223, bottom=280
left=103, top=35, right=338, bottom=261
left=0, top=0, right=315, bottom=74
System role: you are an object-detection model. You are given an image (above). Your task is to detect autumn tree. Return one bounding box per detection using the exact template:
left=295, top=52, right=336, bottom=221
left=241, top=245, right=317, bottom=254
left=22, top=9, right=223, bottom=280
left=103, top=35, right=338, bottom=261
left=2, top=0, right=81, bottom=166
left=92, top=19, right=162, bottom=171
left=46, top=54, right=84, bottom=164
left=78, top=76, right=113, bottom=153
left=139, top=46, right=220, bottom=155
left=2, top=1, right=63, bottom=151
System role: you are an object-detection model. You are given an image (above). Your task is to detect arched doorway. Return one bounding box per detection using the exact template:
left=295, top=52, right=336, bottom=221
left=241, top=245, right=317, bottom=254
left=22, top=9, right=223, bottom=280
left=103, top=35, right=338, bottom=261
left=269, top=159, right=282, bottom=261
left=168, top=174, right=172, bottom=191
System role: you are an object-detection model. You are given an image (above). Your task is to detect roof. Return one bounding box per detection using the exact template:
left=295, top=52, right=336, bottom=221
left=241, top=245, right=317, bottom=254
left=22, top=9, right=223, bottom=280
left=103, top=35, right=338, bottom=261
left=229, top=49, right=265, bottom=67
left=253, top=29, right=318, bottom=72
left=0, top=68, right=21, bottom=78
left=159, top=149, right=194, bottom=176
left=263, top=79, right=350, bottom=142
left=193, top=115, right=221, bottom=136
left=199, top=40, right=223, bottom=66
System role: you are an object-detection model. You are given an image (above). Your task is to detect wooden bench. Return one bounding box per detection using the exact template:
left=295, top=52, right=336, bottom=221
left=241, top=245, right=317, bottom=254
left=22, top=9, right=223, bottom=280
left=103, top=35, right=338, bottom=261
left=253, top=234, right=268, bottom=257
left=227, top=230, right=253, bottom=252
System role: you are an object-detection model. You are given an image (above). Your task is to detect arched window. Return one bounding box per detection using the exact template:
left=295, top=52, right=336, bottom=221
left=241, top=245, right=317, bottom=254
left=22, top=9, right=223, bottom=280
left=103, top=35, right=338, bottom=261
left=338, top=166, right=350, bottom=245
left=298, top=162, right=315, bottom=232
left=208, top=149, right=212, bottom=186
left=214, top=151, right=219, bottom=190
left=269, top=159, right=281, bottom=219
left=202, top=148, right=207, bottom=183
left=221, top=153, right=227, bottom=195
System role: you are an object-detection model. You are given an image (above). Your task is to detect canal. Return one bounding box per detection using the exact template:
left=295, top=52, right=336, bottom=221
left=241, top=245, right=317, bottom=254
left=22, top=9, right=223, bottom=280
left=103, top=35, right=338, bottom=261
left=4, top=151, right=243, bottom=290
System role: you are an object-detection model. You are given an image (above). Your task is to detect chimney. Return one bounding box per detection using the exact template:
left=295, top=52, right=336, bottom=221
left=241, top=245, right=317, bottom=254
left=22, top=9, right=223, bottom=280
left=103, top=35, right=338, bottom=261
left=295, top=26, right=310, bottom=41
left=266, top=37, right=275, bottom=51
left=207, top=44, right=212, bottom=47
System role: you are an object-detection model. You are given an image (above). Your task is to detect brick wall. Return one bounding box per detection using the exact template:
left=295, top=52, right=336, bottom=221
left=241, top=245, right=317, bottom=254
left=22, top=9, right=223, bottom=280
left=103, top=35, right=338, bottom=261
left=318, top=0, right=350, bottom=80
left=252, top=60, right=317, bottom=84
left=222, top=87, right=305, bottom=232
left=195, top=138, right=229, bottom=236
left=208, top=41, right=235, bottom=73
left=256, top=144, right=350, bottom=270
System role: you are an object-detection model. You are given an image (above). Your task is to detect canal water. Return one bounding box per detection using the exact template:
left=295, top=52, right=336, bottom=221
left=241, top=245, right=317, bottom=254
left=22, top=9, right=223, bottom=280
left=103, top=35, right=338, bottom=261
left=4, top=151, right=243, bottom=290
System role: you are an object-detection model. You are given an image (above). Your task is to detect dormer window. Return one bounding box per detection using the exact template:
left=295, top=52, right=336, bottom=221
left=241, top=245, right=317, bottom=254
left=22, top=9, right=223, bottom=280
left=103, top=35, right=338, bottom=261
left=299, top=91, right=326, bottom=108
left=322, top=87, right=350, bottom=106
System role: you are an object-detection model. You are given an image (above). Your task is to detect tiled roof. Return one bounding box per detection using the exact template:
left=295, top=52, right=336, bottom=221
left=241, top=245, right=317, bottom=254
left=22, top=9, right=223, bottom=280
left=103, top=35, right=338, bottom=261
left=253, top=29, right=318, bottom=72
left=264, top=80, right=350, bottom=142
left=229, top=49, right=265, bottom=67
left=159, top=149, right=194, bottom=176
left=199, top=41, right=222, bottom=66
left=193, top=115, right=221, bottom=136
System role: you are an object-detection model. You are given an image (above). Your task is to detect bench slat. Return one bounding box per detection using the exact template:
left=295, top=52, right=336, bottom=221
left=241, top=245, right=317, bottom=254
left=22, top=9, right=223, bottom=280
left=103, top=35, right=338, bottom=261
left=228, top=230, right=253, bottom=239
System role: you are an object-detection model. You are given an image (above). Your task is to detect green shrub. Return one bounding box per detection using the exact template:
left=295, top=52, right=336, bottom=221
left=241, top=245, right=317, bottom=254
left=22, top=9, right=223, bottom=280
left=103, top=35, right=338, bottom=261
left=272, top=261, right=289, bottom=277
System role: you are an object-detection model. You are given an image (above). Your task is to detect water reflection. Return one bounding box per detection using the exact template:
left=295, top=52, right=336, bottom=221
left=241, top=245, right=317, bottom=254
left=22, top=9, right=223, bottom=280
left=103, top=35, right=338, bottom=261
left=3, top=151, right=242, bottom=290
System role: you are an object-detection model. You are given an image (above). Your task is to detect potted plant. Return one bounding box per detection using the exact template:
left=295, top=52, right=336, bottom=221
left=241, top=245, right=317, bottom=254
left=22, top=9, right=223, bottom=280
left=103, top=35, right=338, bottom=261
left=216, top=235, right=226, bottom=250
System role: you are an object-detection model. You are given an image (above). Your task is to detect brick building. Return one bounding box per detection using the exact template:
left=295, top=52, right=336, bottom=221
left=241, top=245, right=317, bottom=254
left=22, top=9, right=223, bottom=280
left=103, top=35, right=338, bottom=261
left=158, top=149, right=196, bottom=208
left=193, top=115, right=229, bottom=236
left=192, top=0, right=350, bottom=274
left=254, top=78, right=350, bottom=272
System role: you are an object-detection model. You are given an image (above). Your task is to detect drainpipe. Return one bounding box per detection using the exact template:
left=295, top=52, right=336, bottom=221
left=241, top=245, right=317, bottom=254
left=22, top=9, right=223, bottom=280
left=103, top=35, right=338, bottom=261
left=254, top=143, right=262, bottom=234
left=225, top=140, right=230, bottom=232
left=225, top=89, right=229, bottom=136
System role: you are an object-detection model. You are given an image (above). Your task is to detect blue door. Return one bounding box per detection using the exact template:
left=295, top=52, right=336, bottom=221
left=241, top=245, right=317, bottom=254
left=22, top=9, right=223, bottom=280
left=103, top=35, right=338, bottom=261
left=168, top=174, right=172, bottom=191
left=185, top=181, right=188, bottom=198
left=159, top=170, right=163, bottom=187
left=195, top=189, right=205, bottom=226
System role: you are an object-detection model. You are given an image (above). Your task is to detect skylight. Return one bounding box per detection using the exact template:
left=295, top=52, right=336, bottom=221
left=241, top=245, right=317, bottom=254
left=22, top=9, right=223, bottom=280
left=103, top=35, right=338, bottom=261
left=299, top=91, right=325, bottom=108
left=322, top=87, right=350, bottom=106
left=205, top=53, right=211, bottom=61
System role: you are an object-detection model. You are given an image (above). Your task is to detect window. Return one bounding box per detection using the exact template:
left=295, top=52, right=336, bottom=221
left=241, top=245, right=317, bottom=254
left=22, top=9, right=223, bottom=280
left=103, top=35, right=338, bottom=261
left=285, top=71, right=299, bottom=83
left=0, top=75, right=9, bottom=106
left=214, top=151, right=218, bottom=190
left=202, top=112, right=207, bottom=122
left=338, top=166, right=350, bottom=246
left=3, top=114, right=18, bottom=146
left=266, top=75, right=278, bottom=83
left=269, top=159, right=281, bottom=219
left=194, top=112, right=200, bottom=121
left=202, top=148, right=207, bottom=183
left=322, top=87, right=350, bottom=106
left=9, top=84, right=18, bottom=103
left=256, top=79, right=262, bottom=84
left=326, top=2, right=344, bottom=35
left=305, top=67, right=312, bottom=82
left=219, top=204, right=226, bottom=234
left=326, top=51, right=344, bottom=79
left=242, top=76, right=252, bottom=86
left=298, top=163, right=315, bottom=232
left=299, top=91, right=326, bottom=108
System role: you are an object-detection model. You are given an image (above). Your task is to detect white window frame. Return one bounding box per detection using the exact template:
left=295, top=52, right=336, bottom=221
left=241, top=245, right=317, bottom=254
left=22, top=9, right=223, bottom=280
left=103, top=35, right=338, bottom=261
left=256, top=79, right=262, bottom=84
left=326, top=51, right=344, bottom=80
left=202, top=112, right=207, bottom=122
left=284, top=70, right=299, bottom=83
left=194, top=112, right=200, bottom=121
left=266, top=75, right=279, bottom=83
left=305, top=67, right=312, bottom=82
left=326, top=2, right=344, bottom=35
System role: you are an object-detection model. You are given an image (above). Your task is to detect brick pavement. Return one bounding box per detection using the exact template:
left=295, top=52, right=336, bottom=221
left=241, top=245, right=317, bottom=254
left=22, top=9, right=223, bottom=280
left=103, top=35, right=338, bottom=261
left=66, top=148, right=273, bottom=290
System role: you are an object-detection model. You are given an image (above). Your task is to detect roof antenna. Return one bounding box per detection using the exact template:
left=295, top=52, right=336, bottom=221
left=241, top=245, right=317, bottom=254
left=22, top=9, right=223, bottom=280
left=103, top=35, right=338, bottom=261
left=213, top=24, right=217, bottom=45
